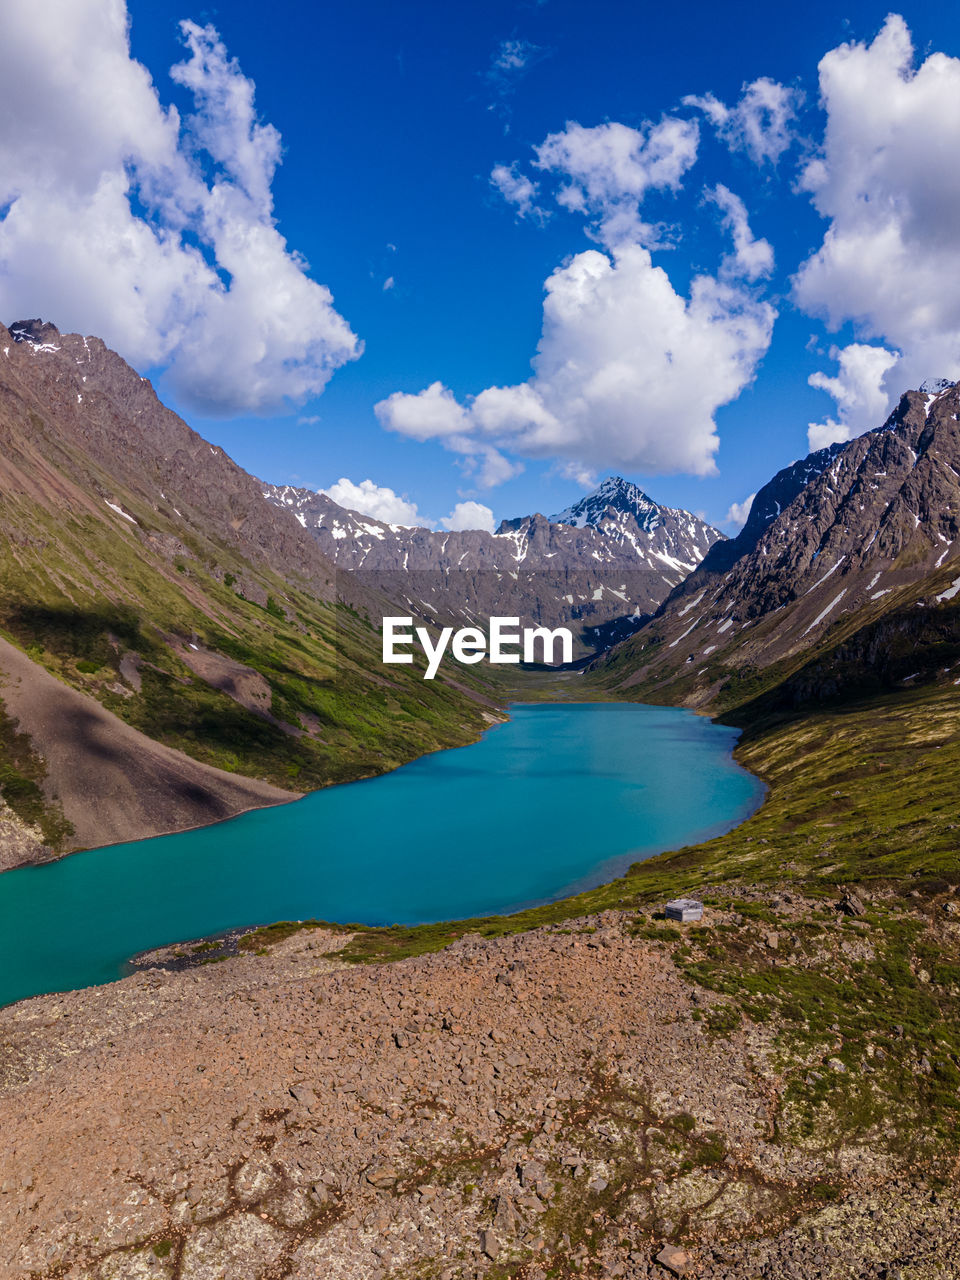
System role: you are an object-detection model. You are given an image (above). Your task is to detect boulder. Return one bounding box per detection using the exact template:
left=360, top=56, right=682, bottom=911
left=656, top=1243, right=691, bottom=1275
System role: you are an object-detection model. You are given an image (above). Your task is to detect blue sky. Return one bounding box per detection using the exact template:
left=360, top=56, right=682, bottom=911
left=3, top=2, right=960, bottom=532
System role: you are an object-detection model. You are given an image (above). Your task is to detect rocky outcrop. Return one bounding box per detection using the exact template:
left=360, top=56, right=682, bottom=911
left=0, top=796, right=47, bottom=871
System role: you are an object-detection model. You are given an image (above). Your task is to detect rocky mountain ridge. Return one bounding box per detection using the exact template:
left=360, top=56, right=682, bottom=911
left=548, top=473, right=672, bottom=530
left=3, top=319, right=338, bottom=599
left=600, top=380, right=960, bottom=707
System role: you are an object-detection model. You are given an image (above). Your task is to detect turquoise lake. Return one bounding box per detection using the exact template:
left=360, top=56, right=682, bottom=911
left=0, top=703, right=764, bottom=1007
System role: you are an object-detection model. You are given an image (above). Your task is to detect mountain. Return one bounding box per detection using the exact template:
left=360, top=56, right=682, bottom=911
left=597, top=381, right=960, bottom=710
left=550, top=474, right=681, bottom=533
left=534, top=474, right=720, bottom=575
left=265, top=477, right=722, bottom=652
left=691, top=440, right=848, bottom=578
left=0, top=319, right=495, bottom=865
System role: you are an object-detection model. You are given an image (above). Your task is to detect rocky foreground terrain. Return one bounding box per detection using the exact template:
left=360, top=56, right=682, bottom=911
left=3, top=894, right=957, bottom=1280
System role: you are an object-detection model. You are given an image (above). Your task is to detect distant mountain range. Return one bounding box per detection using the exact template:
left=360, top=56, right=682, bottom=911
left=264, top=475, right=721, bottom=650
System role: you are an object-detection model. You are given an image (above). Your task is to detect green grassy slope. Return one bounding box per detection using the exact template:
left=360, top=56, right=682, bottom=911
left=0, top=423, right=498, bottom=849
left=0, top=506, right=498, bottom=844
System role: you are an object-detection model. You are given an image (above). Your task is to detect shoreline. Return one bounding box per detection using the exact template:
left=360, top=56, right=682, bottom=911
left=2, top=699, right=766, bottom=1010
left=0, top=705, right=512, bottom=877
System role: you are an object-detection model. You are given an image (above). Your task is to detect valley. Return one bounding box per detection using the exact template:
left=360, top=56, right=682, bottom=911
left=1, top=321, right=959, bottom=1278
left=0, top=702, right=762, bottom=1009
left=0, top=320, right=502, bottom=866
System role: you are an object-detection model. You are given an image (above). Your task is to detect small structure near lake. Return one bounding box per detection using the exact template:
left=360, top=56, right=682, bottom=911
left=665, top=897, right=703, bottom=923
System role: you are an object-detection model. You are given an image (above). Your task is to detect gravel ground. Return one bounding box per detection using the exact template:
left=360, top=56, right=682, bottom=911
left=0, top=911, right=955, bottom=1279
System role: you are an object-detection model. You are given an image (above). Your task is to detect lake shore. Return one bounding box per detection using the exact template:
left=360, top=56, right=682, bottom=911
left=0, top=702, right=763, bottom=1008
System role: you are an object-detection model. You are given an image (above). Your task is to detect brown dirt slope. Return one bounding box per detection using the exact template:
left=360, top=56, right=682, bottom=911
left=0, top=634, right=297, bottom=862
left=1, top=913, right=956, bottom=1280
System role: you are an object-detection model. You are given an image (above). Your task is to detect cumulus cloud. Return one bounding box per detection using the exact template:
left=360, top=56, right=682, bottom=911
left=0, top=2, right=360, bottom=415
left=375, top=382, right=521, bottom=488
left=377, top=243, right=775, bottom=479
left=440, top=501, right=497, bottom=534
left=683, top=77, right=801, bottom=165
left=807, top=343, right=901, bottom=451
left=317, top=481, right=495, bottom=535
left=321, top=478, right=425, bottom=527
left=794, top=15, right=960, bottom=397
left=725, top=493, right=756, bottom=529
left=378, top=381, right=469, bottom=441
left=533, top=118, right=699, bottom=247
left=490, top=163, right=543, bottom=219
left=380, top=104, right=776, bottom=484
left=708, top=185, right=774, bottom=280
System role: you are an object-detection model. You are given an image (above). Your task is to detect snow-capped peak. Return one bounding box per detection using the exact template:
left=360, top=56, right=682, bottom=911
left=550, top=476, right=659, bottom=530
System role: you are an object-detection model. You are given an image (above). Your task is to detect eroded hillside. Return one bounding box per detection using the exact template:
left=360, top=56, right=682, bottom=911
left=0, top=320, right=498, bottom=860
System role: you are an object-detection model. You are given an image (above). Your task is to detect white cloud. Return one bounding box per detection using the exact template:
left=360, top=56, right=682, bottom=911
left=321, top=478, right=425, bottom=527
left=377, top=381, right=470, bottom=441
left=794, top=15, right=960, bottom=397
left=725, top=493, right=756, bottom=529
left=171, top=20, right=280, bottom=216
left=375, top=391, right=521, bottom=490
left=683, top=77, right=801, bottom=165
left=377, top=243, right=774, bottom=480
left=381, top=93, right=778, bottom=486
left=491, top=39, right=539, bottom=74
left=534, top=118, right=699, bottom=247
left=807, top=343, right=901, bottom=451
left=560, top=461, right=598, bottom=489
left=383, top=276, right=395, bottom=291
left=0, top=3, right=360, bottom=415
left=464, top=446, right=524, bottom=488
left=440, top=501, right=496, bottom=534
left=708, top=185, right=774, bottom=280
left=374, top=382, right=522, bottom=489
left=315, top=481, right=496, bottom=535
left=491, top=163, right=542, bottom=219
